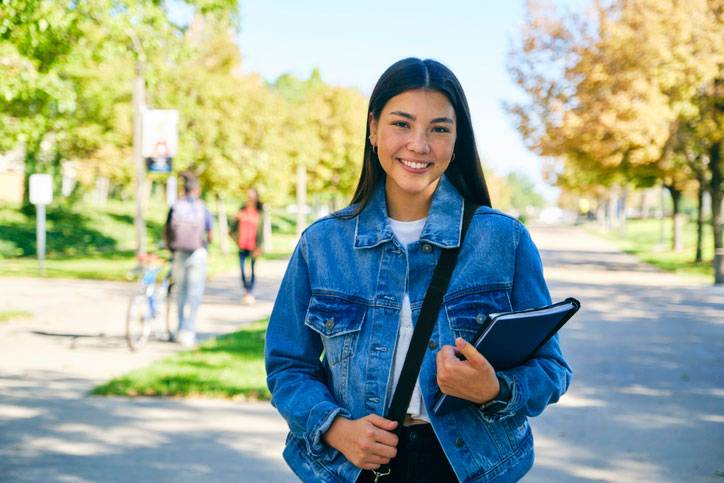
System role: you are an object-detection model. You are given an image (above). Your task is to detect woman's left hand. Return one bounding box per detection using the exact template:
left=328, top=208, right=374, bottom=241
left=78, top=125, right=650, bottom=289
left=436, top=337, right=500, bottom=405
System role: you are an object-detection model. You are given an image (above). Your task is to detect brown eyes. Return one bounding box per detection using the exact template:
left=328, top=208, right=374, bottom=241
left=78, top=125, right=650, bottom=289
left=390, top=121, right=451, bottom=134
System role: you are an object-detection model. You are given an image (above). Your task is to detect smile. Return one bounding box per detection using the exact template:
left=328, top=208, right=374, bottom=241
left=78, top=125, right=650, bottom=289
left=397, top=158, right=433, bottom=171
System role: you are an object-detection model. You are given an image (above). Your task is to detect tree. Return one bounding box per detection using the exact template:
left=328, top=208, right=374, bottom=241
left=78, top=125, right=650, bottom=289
left=0, top=0, right=84, bottom=204
left=508, top=0, right=724, bottom=281
left=506, top=172, right=545, bottom=211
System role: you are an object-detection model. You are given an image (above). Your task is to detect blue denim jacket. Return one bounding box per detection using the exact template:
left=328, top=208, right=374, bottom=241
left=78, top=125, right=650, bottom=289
left=265, top=176, right=572, bottom=482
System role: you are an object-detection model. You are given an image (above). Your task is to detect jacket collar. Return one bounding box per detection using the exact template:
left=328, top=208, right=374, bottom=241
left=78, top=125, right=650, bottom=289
left=354, top=175, right=465, bottom=249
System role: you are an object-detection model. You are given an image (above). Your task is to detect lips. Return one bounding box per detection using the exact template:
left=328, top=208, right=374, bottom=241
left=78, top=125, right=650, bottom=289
left=397, top=158, right=432, bottom=171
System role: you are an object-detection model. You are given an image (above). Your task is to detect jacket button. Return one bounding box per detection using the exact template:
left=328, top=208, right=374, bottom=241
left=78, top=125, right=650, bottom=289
left=325, top=319, right=334, bottom=330
left=476, top=314, right=485, bottom=324
left=428, top=340, right=437, bottom=350
left=455, top=437, right=464, bottom=448
left=421, top=243, right=433, bottom=253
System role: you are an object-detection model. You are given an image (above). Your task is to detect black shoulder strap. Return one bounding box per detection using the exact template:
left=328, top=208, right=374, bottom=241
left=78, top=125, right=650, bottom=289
left=384, top=200, right=477, bottom=426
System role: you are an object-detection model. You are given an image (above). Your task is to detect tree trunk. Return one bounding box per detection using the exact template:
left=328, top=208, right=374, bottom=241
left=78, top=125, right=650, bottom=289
left=619, top=186, right=628, bottom=233
left=709, top=141, right=723, bottom=284
left=695, top=176, right=705, bottom=264
left=665, top=185, right=684, bottom=252
left=597, top=201, right=607, bottom=230
left=606, top=195, right=615, bottom=231
left=263, top=209, right=272, bottom=253
left=22, top=150, right=38, bottom=210
left=217, top=195, right=229, bottom=256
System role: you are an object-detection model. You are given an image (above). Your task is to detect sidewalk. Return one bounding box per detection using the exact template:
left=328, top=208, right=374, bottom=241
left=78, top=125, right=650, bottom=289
left=0, top=259, right=297, bottom=482
left=528, top=225, right=724, bottom=482
left=1, top=226, right=723, bottom=482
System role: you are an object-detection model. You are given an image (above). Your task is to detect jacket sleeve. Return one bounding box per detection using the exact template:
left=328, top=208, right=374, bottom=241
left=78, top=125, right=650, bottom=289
left=265, top=235, right=350, bottom=461
left=480, top=223, right=572, bottom=422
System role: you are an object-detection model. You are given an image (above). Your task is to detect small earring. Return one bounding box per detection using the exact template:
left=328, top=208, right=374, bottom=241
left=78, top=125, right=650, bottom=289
left=372, top=144, right=378, bottom=155
left=451, top=152, right=456, bottom=162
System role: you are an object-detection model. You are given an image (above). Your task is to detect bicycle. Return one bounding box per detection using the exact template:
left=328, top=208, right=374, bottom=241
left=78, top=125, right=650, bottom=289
left=125, top=252, right=177, bottom=350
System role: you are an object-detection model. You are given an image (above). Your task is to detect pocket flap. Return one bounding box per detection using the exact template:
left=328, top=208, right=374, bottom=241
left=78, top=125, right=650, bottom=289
left=305, top=295, right=366, bottom=337
left=445, top=289, right=512, bottom=335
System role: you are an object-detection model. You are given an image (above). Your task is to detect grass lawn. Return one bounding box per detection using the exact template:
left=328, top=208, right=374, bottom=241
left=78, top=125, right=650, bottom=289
left=0, top=310, right=33, bottom=323
left=91, top=319, right=269, bottom=400
left=589, top=217, right=715, bottom=279
left=0, top=200, right=298, bottom=281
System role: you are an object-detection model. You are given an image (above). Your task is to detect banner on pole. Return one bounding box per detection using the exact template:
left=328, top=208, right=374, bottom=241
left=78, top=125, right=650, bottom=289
left=142, top=109, right=179, bottom=173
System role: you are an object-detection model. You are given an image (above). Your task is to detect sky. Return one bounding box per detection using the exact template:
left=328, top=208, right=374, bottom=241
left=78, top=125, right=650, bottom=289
left=173, top=0, right=586, bottom=201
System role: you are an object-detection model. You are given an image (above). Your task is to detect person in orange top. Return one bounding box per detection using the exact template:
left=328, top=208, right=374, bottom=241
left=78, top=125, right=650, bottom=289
left=231, top=188, right=264, bottom=304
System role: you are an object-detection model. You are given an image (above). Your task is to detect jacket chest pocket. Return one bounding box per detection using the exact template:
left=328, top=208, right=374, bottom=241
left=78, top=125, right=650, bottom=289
left=304, top=295, right=366, bottom=367
left=444, top=288, right=512, bottom=340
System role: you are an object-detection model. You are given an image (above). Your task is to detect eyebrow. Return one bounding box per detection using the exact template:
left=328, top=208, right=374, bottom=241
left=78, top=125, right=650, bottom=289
left=389, top=111, right=454, bottom=124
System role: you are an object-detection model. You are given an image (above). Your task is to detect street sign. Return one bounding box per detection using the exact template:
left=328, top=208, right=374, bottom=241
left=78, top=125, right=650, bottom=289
left=29, top=173, right=53, bottom=205
left=29, top=173, right=52, bottom=275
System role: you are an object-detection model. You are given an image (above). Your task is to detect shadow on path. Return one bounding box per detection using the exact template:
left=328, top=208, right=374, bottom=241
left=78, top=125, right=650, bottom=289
left=0, top=371, right=293, bottom=483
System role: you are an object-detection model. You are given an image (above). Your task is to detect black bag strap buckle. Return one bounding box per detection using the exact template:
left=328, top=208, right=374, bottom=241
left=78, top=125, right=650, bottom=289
left=372, top=467, right=391, bottom=482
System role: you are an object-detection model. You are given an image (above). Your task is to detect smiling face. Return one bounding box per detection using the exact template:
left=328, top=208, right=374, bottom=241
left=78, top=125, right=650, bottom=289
left=369, top=89, right=457, bottom=220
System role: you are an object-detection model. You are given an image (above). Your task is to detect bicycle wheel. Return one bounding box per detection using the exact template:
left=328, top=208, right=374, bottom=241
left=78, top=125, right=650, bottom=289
left=126, top=286, right=152, bottom=350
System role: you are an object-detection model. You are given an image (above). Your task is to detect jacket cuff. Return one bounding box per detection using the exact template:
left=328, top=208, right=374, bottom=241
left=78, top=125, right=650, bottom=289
left=305, top=401, right=351, bottom=461
left=479, top=372, right=520, bottom=422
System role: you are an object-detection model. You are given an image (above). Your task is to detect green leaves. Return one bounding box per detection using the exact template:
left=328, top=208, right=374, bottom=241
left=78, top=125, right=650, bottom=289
left=1, top=0, right=368, bottom=207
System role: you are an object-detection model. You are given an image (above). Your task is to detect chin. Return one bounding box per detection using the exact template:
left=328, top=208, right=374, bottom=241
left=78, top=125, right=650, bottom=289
left=390, top=175, right=441, bottom=197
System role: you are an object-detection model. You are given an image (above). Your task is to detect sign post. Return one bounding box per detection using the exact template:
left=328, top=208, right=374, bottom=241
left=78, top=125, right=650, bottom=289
left=29, top=174, right=53, bottom=275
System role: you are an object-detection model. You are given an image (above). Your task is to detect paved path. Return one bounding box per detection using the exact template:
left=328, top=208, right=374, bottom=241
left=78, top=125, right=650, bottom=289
left=1, top=226, right=722, bottom=482
left=527, top=227, right=724, bottom=482
left=0, top=259, right=296, bottom=482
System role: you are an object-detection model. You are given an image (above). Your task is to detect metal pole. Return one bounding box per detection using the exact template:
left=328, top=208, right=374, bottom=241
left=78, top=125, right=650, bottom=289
left=133, top=59, right=146, bottom=256
left=36, top=203, right=46, bottom=275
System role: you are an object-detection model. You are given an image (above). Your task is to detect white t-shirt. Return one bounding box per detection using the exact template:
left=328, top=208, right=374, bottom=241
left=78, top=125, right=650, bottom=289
left=388, top=217, right=429, bottom=422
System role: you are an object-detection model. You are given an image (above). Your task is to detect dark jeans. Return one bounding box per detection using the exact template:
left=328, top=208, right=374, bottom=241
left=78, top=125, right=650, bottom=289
left=356, top=424, right=458, bottom=483
left=238, top=249, right=256, bottom=291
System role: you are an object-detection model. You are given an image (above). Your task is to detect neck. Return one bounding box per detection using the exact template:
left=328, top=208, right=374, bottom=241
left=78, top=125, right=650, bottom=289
left=385, top=180, right=438, bottom=221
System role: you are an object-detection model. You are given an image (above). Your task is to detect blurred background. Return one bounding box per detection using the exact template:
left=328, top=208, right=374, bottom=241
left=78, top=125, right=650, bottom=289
left=0, top=2, right=723, bottom=481
left=1, top=0, right=720, bottom=283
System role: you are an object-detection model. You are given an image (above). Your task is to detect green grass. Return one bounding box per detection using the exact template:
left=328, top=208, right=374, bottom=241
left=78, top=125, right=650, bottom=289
left=590, top=217, right=715, bottom=279
left=0, top=200, right=297, bottom=280
left=92, top=319, right=270, bottom=400
left=0, top=310, right=32, bottom=323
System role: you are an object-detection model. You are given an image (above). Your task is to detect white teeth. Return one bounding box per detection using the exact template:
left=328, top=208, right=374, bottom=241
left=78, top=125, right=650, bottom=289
left=399, top=159, right=430, bottom=170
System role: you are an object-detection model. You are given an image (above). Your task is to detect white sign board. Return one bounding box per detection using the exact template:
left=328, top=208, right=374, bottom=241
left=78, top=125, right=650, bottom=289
left=29, top=174, right=53, bottom=205
left=142, top=109, right=179, bottom=158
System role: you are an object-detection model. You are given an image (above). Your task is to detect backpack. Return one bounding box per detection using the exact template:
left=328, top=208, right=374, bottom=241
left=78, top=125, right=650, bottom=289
left=168, top=198, right=206, bottom=252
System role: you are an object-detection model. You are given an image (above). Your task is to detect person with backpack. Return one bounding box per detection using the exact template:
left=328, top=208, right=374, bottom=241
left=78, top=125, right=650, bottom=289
left=164, top=172, right=213, bottom=347
left=230, top=188, right=264, bottom=305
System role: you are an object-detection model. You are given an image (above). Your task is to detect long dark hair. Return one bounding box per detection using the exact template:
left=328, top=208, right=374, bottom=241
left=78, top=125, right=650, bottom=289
left=348, top=58, right=491, bottom=215
left=241, top=188, right=263, bottom=212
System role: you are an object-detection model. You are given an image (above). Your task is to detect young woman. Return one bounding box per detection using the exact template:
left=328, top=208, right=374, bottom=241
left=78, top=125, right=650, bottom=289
left=231, top=188, right=264, bottom=304
left=265, top=58, right=572, bottom=483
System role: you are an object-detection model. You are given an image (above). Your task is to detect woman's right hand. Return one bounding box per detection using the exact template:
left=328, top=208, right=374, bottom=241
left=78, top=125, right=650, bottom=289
left=323, top=414, right=399, bottom=470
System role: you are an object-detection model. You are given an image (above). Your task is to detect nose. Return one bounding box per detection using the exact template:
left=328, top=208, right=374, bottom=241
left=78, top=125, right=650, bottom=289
left=406, top=128, right=431, bottom=154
